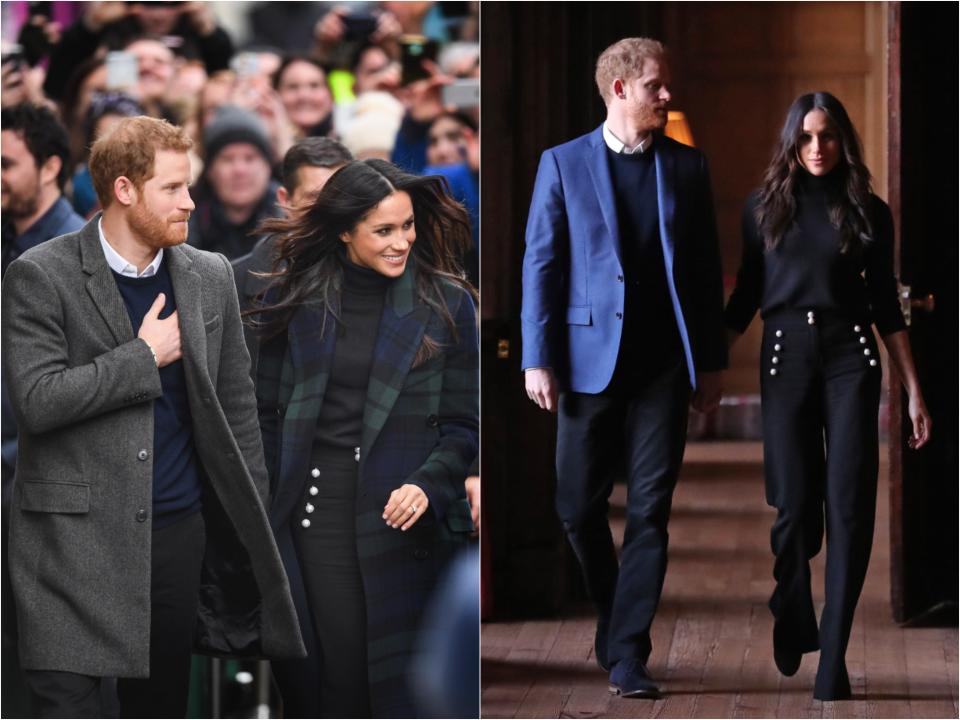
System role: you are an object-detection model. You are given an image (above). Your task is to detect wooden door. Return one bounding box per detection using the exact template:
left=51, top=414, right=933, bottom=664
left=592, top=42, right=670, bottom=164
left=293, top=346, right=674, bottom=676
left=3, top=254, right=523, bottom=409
left=887, top=1, right=959, bottom=625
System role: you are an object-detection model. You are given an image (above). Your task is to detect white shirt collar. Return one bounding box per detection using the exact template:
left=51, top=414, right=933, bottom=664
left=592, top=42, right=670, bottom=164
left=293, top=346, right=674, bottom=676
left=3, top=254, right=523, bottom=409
left=603, top=123, right=653, bottom=155
left=98, top=217, right=164, bottom=278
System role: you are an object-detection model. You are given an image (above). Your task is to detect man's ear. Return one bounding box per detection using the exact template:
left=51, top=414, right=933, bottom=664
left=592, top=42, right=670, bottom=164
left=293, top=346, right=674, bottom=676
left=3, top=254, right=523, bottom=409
left=113, top=176, right=137, bottom=207
left=39, top=155, right=62, bottom=189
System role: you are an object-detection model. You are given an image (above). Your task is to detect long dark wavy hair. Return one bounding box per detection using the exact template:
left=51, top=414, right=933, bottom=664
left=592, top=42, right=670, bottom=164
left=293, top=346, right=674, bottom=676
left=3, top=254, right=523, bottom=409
left=756, top=92, right=873, bottom=252
left=250, top=159, right=475, bottom=358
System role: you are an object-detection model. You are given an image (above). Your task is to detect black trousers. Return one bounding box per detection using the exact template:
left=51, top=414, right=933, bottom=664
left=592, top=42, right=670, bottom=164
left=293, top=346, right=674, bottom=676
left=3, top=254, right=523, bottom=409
left=760, top=310, right=881, bottom=699
left=25, top=511, right=205, bottom=719
left=555, top=360, right=690, bottom=666
left=293, top=454, right=371, bottom=718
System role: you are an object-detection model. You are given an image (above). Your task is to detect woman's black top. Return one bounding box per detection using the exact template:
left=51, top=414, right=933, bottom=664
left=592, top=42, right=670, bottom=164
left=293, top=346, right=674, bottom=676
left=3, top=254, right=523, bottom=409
left=312, top=257, right=391, bottom=456
left=724, top=168, right=906, bottom=336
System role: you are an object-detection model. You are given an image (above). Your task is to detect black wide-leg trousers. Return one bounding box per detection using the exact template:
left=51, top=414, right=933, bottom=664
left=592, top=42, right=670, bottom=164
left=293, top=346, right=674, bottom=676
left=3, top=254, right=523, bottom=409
left=292, top=454, right=371, bottom=719
left=760, top=310, right=881, bottom=699
left=555, top=360, right=690, bottom=666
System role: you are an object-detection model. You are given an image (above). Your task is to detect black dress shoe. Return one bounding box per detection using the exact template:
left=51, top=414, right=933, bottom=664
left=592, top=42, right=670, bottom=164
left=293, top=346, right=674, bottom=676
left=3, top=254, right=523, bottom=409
left=608, top=659, right=661, bottom=699
left=594, top=616, right=610, bottom=671
left=772, top=621, right=802, bottom=677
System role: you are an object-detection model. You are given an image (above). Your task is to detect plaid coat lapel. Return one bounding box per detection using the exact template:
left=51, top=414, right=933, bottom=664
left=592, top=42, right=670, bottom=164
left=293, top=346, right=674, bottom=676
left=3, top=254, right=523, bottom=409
left=272, top=302, right=335, bottom=522
left=359, top=266, right=430, bottom=470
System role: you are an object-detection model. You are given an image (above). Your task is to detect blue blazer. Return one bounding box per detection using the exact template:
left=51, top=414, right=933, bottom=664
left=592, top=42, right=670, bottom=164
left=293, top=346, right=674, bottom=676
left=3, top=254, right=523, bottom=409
left=521, top=125, right=727, bottom=393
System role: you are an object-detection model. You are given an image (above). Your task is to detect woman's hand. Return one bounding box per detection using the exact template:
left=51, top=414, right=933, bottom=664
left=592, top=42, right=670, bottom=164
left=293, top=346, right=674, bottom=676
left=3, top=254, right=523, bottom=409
left=383, top=484, right=429, bottom=531
left=907, top=392, right=932, bottom=450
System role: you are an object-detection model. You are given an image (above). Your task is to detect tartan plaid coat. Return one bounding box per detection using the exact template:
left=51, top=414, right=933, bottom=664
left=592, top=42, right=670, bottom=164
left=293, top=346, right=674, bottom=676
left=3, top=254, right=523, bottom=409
left=249, top=263, right=478, bottom=718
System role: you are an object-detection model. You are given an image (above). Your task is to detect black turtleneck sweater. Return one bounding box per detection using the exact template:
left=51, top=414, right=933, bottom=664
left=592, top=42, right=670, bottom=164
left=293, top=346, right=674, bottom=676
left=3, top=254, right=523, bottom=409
left=312, top=257, right=391, bottom=457
left=724, top=168, right=906, bottom=336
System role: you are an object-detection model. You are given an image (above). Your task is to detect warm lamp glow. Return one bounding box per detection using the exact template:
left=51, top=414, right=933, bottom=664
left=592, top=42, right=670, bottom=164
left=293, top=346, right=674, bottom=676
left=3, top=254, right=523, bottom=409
left=665, top=111, right=695, bottom=147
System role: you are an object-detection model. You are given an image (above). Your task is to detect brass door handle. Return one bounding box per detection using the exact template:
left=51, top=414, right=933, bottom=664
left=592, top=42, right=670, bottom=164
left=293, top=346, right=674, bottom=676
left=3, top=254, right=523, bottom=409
left=899, top=284, right=935, bottom=326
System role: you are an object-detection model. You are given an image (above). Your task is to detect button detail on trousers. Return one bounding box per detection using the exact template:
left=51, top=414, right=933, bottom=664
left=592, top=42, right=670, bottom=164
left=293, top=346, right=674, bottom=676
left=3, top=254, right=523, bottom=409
left=136, top=508, right=148, bottom=522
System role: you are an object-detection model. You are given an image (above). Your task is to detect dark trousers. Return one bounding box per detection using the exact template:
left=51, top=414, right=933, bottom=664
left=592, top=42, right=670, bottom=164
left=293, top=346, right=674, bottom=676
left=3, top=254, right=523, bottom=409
left=555, top=360, right=689, bottom=666
left=25, top=511, right=205, bottom=719
left=293, top=455, right=371, bottom=718
left=760, top=310, right=881, bottom=699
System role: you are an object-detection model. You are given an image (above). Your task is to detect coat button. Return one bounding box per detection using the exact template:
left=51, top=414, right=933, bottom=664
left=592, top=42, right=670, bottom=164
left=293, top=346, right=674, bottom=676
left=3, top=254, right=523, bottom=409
left=414, top=549, right=429, bottom=560
left=771, top=356, right=779, bottom=364
left=859, top=337, right=867, bottom=344
left=770, top=368, right=778, bottom=376
left=854, top=324, right=862, bottom=332
left=426, top=414, right=439, bottom=428
left=309, top=486, right=318, bottom=496
left=311, top=468, right=320, bottom=478
left=305, top=503, right=314, bottom=514
left=616, top=312, right=623, bottom=319
left=277, top=404, right=286, bottom=416
left=137, top=449, right=149, bottom=461
left=775, top=329, right=783, bottom=338
left=136, top=508, right=148, bottom=522
left=869, top=359, right=877, bottom=367
left=617, top=275, right=624, bottom=282
left=863, top=348, right=871, bottom=356
left=301, top=518, right=311, bottom=528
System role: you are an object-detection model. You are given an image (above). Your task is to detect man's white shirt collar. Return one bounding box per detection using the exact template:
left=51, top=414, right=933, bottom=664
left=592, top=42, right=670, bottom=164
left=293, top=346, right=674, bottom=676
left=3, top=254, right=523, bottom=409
left=98, top=218, right=163, bottom=278
left=603, top=123, right=653, bottom=155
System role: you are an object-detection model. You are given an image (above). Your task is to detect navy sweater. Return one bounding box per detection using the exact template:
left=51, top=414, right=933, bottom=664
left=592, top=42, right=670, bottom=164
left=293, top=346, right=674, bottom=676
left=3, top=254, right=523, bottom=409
left=606, top=146, right=683, bottom=385
left=112, top=257, right=203, bottom=528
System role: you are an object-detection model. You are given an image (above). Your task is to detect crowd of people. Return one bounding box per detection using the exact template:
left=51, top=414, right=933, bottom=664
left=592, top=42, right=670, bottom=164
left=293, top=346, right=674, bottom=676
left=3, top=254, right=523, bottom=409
left=2, top=1, right=479, bottom=278
left=1, top=3, right=479, bottom=718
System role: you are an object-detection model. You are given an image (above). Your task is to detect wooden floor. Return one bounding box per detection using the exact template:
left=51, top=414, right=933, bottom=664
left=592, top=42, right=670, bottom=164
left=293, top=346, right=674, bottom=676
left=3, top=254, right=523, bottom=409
left=481, top=442, right=958, bottom=719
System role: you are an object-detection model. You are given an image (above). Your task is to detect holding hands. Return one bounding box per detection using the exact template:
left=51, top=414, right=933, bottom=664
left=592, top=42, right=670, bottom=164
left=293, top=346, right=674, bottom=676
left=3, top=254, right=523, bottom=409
left=383, top=484, right=429, bottom=531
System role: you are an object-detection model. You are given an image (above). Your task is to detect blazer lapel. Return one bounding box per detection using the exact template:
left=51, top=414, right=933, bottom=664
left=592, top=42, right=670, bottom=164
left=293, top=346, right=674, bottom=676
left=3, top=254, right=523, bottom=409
left=359, top=267, right=429, bottom=468
left=655, top=140, right=677, bottom=264
left=80, top=216, right=134, bottom=346
left=584, top=125, right=623, bottom=265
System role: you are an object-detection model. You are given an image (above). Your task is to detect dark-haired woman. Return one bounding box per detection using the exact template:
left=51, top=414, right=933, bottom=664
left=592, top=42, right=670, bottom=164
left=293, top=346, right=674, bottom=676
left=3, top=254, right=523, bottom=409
left=248, top=159, right=478, bottom=717
left=725, top=92, right=931, bottom=700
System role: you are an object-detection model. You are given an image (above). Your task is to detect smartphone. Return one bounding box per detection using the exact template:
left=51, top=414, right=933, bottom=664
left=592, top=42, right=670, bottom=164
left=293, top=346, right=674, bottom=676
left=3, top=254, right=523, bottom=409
left=1, top=43, right=25, bottom=72
left=442, top=78, right=479, bottom=109
left=106, top=50, right=139, bottom=91
left=231, top=52, right=260, bottom=80
left=400, top=35, right=438, bottom=86
left=343, top=12, right=378, bottom=42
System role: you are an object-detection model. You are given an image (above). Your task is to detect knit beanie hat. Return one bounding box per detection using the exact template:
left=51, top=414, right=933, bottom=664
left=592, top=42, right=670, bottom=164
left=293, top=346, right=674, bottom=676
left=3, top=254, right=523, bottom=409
left=204, top=105, right=273, bottom=164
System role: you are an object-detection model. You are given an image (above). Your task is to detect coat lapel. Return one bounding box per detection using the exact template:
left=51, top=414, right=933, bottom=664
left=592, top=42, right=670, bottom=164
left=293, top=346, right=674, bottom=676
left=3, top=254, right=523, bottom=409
left=79, top=216, right=135, bottom=346
left=166, top=246, right=208, bottom=386
left=585, top=125, right=623, bottom=265
left=359, top=267, right=429, bottom=468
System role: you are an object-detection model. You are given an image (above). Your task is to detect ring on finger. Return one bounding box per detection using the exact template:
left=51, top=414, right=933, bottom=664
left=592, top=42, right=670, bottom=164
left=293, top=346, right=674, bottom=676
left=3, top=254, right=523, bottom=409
left=410, top=504, right=418, bottom=513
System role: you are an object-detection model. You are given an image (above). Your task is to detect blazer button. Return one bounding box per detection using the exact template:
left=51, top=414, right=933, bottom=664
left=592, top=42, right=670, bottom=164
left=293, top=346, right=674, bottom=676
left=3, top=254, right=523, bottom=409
left=135, top=508, right=148, bottom=522
left=617, top=275, right=624, bottom=282
left=137, top=449, right=149, bottom=461
left=616, top=312, right=623, bottom=319
left=426, top=414, right=439, bottom=428
left=414, top=549, right=429, bottom=560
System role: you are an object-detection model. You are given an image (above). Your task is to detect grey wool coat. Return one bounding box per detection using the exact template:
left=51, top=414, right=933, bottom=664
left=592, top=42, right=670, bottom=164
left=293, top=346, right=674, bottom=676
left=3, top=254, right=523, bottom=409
left=0, top=216, right=305, bottom=677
